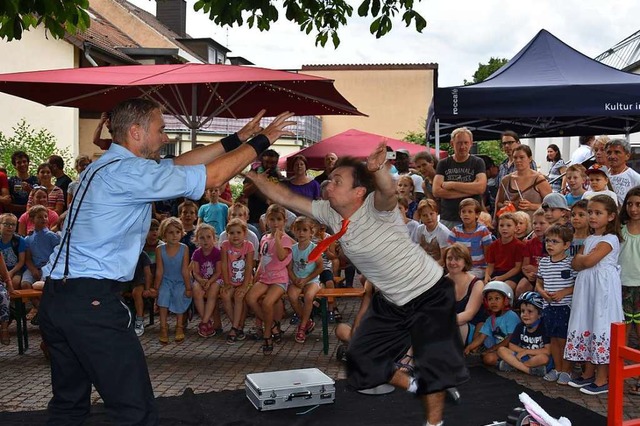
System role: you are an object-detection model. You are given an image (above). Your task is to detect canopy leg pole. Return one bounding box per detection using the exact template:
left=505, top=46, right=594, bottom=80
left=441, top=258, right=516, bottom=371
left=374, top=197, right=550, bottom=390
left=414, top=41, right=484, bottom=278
left=435, top=119, right=441, bottom=157
left=191, top=85, right=198, bottom=150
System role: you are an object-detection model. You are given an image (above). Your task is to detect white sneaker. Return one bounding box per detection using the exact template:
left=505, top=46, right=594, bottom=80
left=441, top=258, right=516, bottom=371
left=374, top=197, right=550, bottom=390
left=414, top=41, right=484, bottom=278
left=134, top=319, right=145, bottom=337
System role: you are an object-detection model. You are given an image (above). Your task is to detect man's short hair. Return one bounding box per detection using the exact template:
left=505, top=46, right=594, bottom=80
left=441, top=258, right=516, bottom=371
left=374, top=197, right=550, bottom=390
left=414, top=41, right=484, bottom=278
left=110, top=98, right=162, bottom=144
left=333, top=157, right=375, bottom=196
left=48, top=155, right=64, bottom=170
left=11, top=151, right=29, bottom=166
left=501, top=130, right=520, bottom=143
left=451, top=127, right=473, bottom=141
left=261, top=149, right=279, bottom=160
left=605, top=138, right=631, bottom=154
left=579, top=135, right=595, bottom=146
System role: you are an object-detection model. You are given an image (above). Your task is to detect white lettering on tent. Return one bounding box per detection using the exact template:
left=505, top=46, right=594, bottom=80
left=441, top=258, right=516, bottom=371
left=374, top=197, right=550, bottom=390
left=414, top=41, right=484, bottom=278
left=604, top=102, right=635, bottom=111
left=452, top=89, right=458, bottom=115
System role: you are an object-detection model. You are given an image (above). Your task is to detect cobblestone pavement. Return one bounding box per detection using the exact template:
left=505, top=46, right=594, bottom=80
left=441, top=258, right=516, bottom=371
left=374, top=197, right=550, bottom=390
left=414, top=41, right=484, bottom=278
left=0, top=298, right=636, bottom=421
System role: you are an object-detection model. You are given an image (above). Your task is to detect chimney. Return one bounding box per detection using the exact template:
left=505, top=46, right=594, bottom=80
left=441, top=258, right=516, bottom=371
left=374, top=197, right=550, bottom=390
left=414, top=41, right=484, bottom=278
left=156, top=0, right=187, bottom=37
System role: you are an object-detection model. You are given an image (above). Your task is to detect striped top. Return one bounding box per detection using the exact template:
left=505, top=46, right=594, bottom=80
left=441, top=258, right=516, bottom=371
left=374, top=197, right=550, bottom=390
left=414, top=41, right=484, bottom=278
left=448, top=224, right=492, bottom=269
left=536, top=256, right=577, bottom=306
left=312, top=194, right=443, bottom=306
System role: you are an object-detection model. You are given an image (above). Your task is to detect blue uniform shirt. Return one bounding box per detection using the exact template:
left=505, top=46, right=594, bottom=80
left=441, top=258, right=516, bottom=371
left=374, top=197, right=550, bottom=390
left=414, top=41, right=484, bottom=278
left=43, top=143, right=206, bottom=281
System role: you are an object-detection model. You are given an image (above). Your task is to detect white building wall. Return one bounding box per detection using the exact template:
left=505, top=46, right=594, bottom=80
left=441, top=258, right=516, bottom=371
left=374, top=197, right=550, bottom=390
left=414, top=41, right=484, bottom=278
left=0, top=26, right=78, bottom=158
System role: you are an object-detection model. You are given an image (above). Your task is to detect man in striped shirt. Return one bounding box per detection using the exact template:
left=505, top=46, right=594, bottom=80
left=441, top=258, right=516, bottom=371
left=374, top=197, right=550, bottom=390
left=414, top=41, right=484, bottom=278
left=248, top=142, right=468, bottom=426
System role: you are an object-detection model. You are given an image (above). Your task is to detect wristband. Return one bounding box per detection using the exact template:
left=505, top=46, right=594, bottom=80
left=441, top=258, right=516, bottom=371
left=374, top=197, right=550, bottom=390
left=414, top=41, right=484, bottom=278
left=221, top=133, right=242, bottom=152
left=247, top=134, right=270, bottom=156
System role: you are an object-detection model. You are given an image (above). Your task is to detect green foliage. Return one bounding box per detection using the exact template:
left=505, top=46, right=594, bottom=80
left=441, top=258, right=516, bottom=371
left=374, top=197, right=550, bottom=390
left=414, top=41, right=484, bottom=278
left=230, top=181, right=243, bottom=201
left=193, top=0, right=426, bottom=48
left=477, top=140, right=506, bottom=164
left=0, top=0, right=90, bottom=41
left=0, top=119, right=74, bottom=178
left=464, top=57, right=508, bottom=85
left=402, top=131, right=452, bottom=155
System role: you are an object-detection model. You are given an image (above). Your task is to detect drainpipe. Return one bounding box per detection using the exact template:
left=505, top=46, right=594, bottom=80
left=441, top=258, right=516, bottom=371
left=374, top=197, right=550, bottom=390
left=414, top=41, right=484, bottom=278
left=83, top=42, right=99, bottom=67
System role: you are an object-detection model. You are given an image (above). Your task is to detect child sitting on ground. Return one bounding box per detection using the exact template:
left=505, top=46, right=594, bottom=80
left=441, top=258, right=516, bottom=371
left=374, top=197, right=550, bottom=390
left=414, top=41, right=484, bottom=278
left=124, top=251, right=155, bottom=337
left=287, top=217, right=323, bottom=344
left=485, top=212, right=525, bottom=291
left=464, top=280, right=521, bottom=367
left=497, top=291, right=550, bottom=377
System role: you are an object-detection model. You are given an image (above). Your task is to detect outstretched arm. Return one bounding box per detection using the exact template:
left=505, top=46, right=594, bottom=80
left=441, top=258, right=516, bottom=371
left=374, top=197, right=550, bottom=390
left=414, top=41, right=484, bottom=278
left=246, top=171, right=313, bottom=217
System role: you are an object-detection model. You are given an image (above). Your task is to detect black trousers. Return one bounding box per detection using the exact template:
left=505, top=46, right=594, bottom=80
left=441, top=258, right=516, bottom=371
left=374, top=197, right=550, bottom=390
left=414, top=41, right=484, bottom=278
left=39, top=278, right=158, bottom=425
left=346, top=276, right=469, bottom=394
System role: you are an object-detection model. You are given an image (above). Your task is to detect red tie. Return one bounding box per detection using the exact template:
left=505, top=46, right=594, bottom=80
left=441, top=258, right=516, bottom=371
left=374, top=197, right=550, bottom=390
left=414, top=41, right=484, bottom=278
left=309, top=219, right=350, bottom=262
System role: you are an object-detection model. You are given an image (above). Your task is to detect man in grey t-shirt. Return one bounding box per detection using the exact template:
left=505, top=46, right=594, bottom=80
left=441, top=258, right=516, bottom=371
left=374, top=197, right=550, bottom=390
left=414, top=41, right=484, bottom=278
left=433, top=127, right=487, bottom=229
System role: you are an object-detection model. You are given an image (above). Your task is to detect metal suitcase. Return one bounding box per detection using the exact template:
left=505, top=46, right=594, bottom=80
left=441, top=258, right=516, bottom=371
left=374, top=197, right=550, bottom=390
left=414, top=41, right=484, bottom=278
left=245, top=368, right=335, bottom=411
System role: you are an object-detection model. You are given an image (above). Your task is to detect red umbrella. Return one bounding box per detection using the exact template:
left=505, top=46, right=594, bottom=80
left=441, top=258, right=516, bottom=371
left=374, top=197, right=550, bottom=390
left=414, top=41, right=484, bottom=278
left=278, top=129, right=448, bottom=172
left=0, top=63, right=363, bottom=145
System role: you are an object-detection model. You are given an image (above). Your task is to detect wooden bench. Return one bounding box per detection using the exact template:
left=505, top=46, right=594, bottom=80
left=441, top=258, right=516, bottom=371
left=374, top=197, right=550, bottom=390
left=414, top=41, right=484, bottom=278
left=316, top=287, right=365, bottom=355
left=10, top=289, right=43, bottom=355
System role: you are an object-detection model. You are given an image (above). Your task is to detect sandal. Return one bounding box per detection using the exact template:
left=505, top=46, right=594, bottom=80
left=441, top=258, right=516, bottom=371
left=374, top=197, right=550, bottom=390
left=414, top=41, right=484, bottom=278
left=26, top=308, right=38, bottom=321
left=271, top=321, right=283, bottom=344
left=226, top=328, right=238, bottom=345
left=0, top=327, right=9, bottom=345
left=295, top=325, right=306, bottom=343
left=395, top=354, right=415, bottom=376
left=159, top=326, right=169, bottom=344
left=175, top=325, right=185, bottom=343
left=235, top=328, right=246, bottom=341
left=262, top=337, right=273, bottom=355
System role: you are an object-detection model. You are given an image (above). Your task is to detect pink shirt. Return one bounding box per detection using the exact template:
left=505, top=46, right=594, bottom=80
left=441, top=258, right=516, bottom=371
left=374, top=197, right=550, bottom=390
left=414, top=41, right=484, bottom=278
left=191, top=247, right=221, bottom=280
left=221, top=240, right=254, bottom=286
left=257, top=233, right=293, bottom=284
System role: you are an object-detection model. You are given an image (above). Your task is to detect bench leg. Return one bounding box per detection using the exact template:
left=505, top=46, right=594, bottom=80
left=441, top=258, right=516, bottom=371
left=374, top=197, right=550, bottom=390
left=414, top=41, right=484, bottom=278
left=321, top=298, right=329, bottom=355
left=14, top=299, right=26, bottom=355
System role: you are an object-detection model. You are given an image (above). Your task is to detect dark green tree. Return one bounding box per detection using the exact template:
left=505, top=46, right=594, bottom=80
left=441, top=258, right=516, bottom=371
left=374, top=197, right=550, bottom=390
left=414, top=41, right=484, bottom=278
left=1, top=0, right=426, bottom=47
left=463, top=57, right=508, bottom=85
left=0, top=0, right=90, bottom=41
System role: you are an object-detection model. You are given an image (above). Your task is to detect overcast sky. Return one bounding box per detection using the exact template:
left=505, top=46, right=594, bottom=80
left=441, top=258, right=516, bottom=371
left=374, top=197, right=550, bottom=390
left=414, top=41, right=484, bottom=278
left=129, top=0, right=640, bottom=86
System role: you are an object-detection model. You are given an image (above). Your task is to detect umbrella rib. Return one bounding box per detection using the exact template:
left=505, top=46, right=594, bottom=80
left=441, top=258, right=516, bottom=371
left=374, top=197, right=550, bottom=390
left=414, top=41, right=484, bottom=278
left=207, top=83, right=257, bottom=120
left=135, top=87, right=182, bottom=118
left=49, top=86, right=121, bottom=107
left=262, top=82, right=355, bottom=113
left=196, top=83, right=221, bottom=127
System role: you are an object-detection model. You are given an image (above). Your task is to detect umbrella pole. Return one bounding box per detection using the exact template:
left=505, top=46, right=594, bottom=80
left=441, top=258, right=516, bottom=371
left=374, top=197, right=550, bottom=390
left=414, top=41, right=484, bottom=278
left=191, top=85, right=198, bottom=150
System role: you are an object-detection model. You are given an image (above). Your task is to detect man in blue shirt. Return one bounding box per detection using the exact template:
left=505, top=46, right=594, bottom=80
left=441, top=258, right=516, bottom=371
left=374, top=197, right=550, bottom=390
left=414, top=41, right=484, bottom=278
left=39, top=98, right=294, bottom=425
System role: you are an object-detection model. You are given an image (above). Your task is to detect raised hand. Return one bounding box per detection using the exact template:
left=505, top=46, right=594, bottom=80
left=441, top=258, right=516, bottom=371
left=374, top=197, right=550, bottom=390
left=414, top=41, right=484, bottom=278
left=367, top=140, right=388, bottom=172
left=260, top=111, right=296, bottom=143
left=237, top=109, right=266, bottom=142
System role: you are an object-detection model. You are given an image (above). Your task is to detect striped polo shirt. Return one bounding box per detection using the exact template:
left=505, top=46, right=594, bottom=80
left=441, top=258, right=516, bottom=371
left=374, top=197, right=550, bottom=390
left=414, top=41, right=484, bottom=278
left=536, top=256, right=576, bottom=306
left=312, top=194, right=443, bottom=306
left=448, top=223, right=493, bottom=269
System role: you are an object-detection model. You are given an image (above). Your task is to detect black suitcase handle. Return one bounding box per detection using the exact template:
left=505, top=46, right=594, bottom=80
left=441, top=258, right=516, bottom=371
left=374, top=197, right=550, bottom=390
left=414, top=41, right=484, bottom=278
left=286, top=391, right=312, bottom=401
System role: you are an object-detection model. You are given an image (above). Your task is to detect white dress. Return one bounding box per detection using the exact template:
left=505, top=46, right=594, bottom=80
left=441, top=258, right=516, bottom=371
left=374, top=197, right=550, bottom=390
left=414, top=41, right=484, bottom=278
left=564, top=234, right=623, bottom=364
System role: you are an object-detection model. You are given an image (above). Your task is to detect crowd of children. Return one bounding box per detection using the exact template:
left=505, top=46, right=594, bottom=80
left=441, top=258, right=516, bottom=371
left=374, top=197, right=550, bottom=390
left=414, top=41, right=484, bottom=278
left=3, top=147, right=640, bottom=399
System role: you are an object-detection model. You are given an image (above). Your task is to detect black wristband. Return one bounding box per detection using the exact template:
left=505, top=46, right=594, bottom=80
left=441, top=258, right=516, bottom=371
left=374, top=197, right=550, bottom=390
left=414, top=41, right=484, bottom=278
left=247, top=134, right=270, bottom=156
left=220, top=133, right=242, bottom=152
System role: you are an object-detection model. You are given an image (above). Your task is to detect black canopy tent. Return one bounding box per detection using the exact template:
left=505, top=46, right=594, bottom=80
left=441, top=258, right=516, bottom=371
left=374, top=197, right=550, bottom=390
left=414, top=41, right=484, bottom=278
left=427, top=29, right=640, bottom=150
